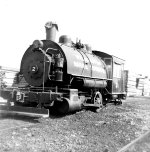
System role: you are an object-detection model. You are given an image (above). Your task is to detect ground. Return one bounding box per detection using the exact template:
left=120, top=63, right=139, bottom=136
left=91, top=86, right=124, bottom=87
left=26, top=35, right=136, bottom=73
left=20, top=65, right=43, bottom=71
left=0, top=96, right=150, bottom=152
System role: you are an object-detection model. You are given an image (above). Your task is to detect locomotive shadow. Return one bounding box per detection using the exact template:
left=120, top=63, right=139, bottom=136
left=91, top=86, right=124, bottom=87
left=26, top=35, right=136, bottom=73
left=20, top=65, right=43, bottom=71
left=48, top=111, right=73, bottom=119
left=48, top=108, right=80, bottom=119
left=48, top=106, right=107, bottom=119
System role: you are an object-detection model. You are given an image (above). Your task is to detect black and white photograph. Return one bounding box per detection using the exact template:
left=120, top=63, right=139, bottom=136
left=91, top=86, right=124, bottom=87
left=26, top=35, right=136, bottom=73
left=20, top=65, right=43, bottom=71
left=0, top=0, right=150, bottom=151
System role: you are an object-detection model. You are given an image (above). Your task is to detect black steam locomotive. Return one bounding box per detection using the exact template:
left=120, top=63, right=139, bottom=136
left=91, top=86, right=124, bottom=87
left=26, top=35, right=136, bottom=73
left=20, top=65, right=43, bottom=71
left=13, top=22, right=126, bottom=114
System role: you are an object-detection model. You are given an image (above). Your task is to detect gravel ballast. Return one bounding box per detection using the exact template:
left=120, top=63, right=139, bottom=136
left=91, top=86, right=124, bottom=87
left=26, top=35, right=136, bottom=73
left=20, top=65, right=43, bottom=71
left=0, top=96, right=150, bottom=152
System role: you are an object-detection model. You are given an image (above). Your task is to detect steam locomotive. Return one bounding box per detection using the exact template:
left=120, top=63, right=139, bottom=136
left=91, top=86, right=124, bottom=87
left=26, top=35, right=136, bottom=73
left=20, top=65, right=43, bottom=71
left=13, top=22, right=126, bottom=114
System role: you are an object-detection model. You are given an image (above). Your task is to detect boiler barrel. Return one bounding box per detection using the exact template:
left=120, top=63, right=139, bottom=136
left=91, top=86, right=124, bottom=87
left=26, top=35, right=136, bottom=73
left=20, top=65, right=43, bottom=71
left=59, top=45, right=108, bottom=80
left=83, top=79, right=107, bottom=88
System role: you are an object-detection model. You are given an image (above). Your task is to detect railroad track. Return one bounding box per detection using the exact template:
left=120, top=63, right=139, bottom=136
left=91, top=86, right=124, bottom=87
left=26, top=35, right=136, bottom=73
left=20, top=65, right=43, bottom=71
left=118, top=130, right=150, bottom=152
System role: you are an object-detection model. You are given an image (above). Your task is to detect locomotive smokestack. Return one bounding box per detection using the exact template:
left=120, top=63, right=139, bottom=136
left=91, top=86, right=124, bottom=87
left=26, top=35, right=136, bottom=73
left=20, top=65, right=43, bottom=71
left=45, top=21, right=58, bottom=41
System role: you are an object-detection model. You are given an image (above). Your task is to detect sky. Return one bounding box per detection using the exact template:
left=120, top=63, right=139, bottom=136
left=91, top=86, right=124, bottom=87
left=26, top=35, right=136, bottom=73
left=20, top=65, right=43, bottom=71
left=0, top=0, right=150, bottom=76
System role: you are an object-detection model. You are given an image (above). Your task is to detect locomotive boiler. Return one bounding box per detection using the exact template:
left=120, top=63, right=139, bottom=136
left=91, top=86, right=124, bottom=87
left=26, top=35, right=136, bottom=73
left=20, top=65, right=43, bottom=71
left=13, top=21, right=126, bottom=114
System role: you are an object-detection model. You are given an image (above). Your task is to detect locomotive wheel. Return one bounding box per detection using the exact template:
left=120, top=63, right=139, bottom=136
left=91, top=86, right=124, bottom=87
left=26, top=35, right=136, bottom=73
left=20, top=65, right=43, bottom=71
left=93, top=92, right=103, bottom=112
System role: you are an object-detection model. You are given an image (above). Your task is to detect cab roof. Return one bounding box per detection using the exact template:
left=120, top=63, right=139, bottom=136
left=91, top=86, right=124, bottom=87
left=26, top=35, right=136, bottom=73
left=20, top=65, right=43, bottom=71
left=92, top=50, right=125, bottom=64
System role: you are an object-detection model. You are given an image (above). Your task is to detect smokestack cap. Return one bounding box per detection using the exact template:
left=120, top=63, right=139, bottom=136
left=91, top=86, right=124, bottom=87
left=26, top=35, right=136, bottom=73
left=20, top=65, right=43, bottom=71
left=45, top=21, right=58, bottom=31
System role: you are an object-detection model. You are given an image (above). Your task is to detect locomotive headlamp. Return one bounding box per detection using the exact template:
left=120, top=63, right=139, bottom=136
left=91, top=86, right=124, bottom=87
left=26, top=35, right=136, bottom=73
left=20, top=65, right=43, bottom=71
left=33, top=40, right=43, bottom=49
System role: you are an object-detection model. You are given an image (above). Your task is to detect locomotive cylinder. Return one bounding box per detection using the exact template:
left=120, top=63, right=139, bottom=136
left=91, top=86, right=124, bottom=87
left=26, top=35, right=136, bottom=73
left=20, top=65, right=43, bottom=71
left=52, top=89, right=82, bottom=114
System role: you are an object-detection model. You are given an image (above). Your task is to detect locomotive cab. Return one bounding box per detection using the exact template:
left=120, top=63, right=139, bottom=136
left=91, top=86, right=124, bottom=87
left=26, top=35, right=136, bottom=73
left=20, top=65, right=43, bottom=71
left=93, top=50, right=126, bottom=104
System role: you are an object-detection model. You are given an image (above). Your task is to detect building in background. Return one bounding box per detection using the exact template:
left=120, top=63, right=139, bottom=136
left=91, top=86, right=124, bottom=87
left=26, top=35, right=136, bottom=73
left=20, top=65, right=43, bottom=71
left=124, top=70, right=150, bottom=96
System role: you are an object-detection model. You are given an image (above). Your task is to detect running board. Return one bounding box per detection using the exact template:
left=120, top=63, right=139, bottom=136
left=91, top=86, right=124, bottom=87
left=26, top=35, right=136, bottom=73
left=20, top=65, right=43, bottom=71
left=82, top=103, right=100, bottom=108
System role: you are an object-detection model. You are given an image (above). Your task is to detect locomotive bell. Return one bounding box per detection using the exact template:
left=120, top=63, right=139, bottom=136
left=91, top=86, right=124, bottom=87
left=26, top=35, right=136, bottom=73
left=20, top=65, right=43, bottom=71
left=33, top=40, right=43, bottom=49
left=45, top=21, right=58, bottom=41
